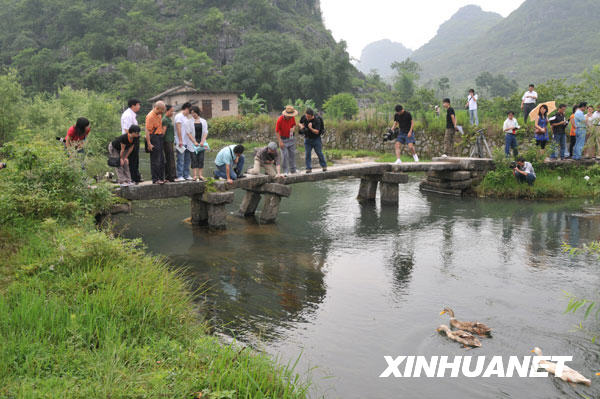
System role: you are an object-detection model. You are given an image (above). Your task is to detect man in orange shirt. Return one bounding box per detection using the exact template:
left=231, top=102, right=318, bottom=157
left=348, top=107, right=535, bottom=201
left=145, top=101, right=167, bottom=184
left=276, top=105, right=298, bottom=174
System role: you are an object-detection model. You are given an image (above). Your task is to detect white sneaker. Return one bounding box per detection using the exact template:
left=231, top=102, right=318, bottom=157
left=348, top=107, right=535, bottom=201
left=174, top=177, right=185, bottom=182
left=413, top=154, right=419, bottom=162
left=185, top=177, right=194, bottom=181
left=394, top=158, right=403, bottom=164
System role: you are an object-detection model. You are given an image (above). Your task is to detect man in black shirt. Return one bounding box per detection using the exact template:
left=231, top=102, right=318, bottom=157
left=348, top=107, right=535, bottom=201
left=299, top=108, right=327, bottom=173
left=550, top=103, right=568, bottom=160
left=109, top=125, right=141, bottom=185
left=443, top=98, right=458, bottom=156
left=392, top=105, right=419, bottom=164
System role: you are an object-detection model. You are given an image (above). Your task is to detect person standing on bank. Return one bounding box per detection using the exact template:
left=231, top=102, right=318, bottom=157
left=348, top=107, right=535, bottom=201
left=568, top=105, right=578, bottom=158
left=573, top=102, right=588, bottom=160
left=466, top=89, right=479, bottom=126
left=174, top=102, right=194, bottom=181
left=214, top=144, right=245, bottom=184
left=276, top=105, right=298, bottom=174
left=190, top=106, right=208, bottom=181
left=534, top=104, right=549, bottom=150
left=549, top=104, right=568, bottom=160
left=108, top=125, right=141, bottom=186
left=442, top=99, right=458, bottom=157
left=503, top=111, right=520, bottom=158
left=162, top=105, right=176, bottom=182
left=392, top=105, right=419, bottom=164
left=299, top=108, right=327, bottom=173
left=521, top=84, right=538, bottom=123
left=121, top=99, right=142, bottom=183
left=145, top=101, right=167, bottom=184
left=247, top=142, right=282, bottom=177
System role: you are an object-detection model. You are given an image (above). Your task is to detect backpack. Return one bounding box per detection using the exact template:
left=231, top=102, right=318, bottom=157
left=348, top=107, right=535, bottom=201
left=316, top=115, right=326, bottom=136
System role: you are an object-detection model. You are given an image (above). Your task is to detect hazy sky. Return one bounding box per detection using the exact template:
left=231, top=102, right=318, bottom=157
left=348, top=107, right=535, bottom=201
left=320, top=0, right=526, bottom=59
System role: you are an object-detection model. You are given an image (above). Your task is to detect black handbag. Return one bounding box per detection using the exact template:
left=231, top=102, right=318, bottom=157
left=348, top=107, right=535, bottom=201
left=107, top=157, right=120, bottom=167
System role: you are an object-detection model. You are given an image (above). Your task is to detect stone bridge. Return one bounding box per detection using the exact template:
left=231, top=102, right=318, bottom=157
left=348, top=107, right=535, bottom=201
left=116, top=157, right=494, bottom=230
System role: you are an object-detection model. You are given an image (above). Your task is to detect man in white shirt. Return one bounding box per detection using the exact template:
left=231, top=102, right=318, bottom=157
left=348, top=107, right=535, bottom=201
left=465, top=89, right=479, bottom=126
left=120, top=99, right=141, bottom=183
left=174, top=102, right=194, bottom=181
left=520, top=84, right=538, bottom=123
left=503, top=111, right=520, bottom=157
left=514, top=157, right=536, bottom=186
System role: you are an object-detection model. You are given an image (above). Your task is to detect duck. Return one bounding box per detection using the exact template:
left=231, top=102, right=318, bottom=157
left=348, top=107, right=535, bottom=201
left=440, top=307, right=492, bottom=336
left=531, top=347, right=591, bottom=386
left=437, top=325, right=481, bottom=348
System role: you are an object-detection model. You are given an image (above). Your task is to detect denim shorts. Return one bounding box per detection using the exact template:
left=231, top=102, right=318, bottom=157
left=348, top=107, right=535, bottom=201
left=396, top=132, right=415, bottom=144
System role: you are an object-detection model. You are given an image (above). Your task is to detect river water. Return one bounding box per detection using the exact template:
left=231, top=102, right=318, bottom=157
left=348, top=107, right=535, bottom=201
left=115, top=160, right=600, bottom=398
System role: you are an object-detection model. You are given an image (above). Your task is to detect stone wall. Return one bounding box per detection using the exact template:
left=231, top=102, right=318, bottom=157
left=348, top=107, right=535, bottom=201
left=217, top=123, right=506, bottom=159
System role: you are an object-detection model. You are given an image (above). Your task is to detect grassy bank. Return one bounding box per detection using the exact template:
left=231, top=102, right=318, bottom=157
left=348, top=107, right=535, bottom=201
left=476, top=147, right=600, bottom=199
left=0, top=140, right=309, bottom=398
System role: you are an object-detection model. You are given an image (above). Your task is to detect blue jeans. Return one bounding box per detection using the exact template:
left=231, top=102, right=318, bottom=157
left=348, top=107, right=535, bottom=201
left=469, top=109, right=479, bottom=126
left=505, top=134, right=518, bottom=157
left=304, top=137, right=327, bottom=170
left=176, top=148, right=191, bottom=179
left=214, top=155, right=245, bottom=180
left=573, top=128, right=586, bottom=160
left=551, top=132, right=566, bottom=159
left=516, top=172, right=536, bottom=186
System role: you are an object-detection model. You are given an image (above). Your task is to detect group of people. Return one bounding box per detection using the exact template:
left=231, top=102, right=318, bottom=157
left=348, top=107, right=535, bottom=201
left=502, top=102, right=597, bottom=161
left=63, top=100, right=329, bottom=186
left=63, top=87, right=598, bottom=189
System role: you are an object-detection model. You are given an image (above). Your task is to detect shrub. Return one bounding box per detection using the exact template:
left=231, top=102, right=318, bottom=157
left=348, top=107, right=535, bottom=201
left=323, top=93, right=359, bottom=120
left=0, top=69, right=24, bottom=144
left=0, top=138, right=115, bottom=224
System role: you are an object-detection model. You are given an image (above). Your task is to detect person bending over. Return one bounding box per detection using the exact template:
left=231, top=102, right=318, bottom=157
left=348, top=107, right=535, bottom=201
left=248, top=142, right=282, bottom=177
left=514, top=157, right=536, bottom=186
left=214, top=144, right=245, bottom=184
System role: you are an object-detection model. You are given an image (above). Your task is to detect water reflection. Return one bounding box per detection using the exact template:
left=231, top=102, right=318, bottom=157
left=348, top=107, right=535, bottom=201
left=114, top=178, right=600, bottom=399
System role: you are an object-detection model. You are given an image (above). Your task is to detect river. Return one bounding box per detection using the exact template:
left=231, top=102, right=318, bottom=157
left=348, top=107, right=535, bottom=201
left=115, top=156, right=600, bottom=399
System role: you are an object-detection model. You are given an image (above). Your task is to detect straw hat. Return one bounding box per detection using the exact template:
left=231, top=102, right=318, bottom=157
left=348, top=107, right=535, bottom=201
left=282, top=105, right=298, bottom=117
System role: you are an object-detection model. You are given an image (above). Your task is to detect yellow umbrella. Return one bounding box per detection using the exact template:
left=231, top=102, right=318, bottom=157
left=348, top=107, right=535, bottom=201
left=528, top=101, right=556, bottom=122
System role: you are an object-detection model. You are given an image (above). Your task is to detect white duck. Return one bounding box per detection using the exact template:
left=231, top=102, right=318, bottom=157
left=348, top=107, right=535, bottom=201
left=531, top=347, right=591, bottom=386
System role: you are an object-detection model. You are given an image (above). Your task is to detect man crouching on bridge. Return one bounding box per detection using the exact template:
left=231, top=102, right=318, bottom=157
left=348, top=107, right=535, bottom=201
left=392, top=105, right=419, bottom=164
left=248, top=142, right=283, bottom=177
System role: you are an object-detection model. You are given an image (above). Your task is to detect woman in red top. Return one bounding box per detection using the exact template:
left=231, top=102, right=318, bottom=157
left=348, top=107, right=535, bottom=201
left=65, top=117, right=91, bottom=150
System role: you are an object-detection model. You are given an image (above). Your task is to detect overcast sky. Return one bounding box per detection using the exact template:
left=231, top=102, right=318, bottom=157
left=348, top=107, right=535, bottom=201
left=320, top=0, right=526, bottom=59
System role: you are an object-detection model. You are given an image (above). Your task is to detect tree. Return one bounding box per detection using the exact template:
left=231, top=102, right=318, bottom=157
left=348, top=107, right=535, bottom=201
left=437, top=77, right=450, bottom=97
left=391, top=58, right=421, bottom=101
left=238, top=93, right=266, bottom=115
left=323, top=93, right=359, bottom=120
left=475, top=72, right=518, bottom=98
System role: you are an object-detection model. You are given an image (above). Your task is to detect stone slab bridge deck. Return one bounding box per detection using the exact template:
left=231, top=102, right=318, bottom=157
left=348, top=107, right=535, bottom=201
left=116, top=157, right=494, bottom=230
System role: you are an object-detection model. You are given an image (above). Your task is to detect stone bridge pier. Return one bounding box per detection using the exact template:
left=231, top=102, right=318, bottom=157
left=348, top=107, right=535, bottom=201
left=238, top=183, right=292, bottom=224
left=115, top=158, right=495, bottom=231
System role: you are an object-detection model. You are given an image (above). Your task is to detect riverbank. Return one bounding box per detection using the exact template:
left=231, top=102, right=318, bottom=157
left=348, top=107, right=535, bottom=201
left=0, top=139, right=309, bottom=398
left=476, top=162, right=600, bottom=199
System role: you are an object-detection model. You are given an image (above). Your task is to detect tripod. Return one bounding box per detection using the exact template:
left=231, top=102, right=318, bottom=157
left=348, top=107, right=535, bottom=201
left=469, top=128, right=492, bottom=158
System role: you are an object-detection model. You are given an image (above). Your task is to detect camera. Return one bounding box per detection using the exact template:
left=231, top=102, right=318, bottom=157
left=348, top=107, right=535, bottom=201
left=0, top=162, right=6, bottom=169
left=298, top=127, right=310, bottom=136
left=383, top=128, right=399, bottom=143
left=56, top=136, right=66, bottom=143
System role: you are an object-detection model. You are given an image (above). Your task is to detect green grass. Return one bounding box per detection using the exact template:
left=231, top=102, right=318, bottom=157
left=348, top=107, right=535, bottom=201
left=0, top=221, right=310, bottom=398
left=477, top=165, right=600, bottom=199
left=0, top=138, right=310, bottom=398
